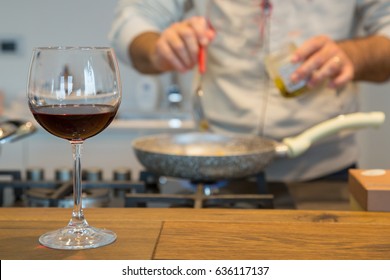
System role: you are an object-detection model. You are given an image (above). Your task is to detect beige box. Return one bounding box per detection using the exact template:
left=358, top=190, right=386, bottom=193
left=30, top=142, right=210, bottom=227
left=349, top=169, right=390, bottom=212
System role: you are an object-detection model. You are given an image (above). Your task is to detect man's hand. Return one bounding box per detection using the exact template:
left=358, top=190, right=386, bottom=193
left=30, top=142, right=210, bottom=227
left=151, top=16, right=215, bottom=73
left=130, top=16, right=215, bottom=74
left=290, top=35, right=355, bottom=89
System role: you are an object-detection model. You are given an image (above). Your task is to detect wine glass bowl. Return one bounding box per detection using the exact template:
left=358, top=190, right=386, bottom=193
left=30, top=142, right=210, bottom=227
left=27, top=47, right=121, bottom=250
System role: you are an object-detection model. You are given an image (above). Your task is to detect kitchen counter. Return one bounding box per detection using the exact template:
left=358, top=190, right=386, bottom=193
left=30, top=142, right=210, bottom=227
left=1, top=208, right=390, bottom=260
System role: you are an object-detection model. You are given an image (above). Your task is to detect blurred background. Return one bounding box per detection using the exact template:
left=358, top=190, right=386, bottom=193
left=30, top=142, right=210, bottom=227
left=0, top=0, right=389, bottom=183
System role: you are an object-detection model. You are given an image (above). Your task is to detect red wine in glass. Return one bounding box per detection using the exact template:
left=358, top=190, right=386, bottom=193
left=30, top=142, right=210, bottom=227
left=31, top=104, right=118, bottom=141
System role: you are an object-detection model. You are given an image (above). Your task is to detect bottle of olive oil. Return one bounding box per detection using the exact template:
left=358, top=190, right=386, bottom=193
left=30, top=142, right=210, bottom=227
left=265, top=43, right=308, bottom=98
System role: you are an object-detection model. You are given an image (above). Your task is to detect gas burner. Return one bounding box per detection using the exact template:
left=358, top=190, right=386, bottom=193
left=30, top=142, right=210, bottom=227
left=125, top=172, right=274, bottom=209
left=0, top=169, right=287, bottom=209
left=26, top=185, right=110, bottom=207
left=0, top=168, right=144, bottom=207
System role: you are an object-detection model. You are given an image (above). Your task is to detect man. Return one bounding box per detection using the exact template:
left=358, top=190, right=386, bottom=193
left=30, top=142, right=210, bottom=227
left=109, top=0, right=390, bottom=182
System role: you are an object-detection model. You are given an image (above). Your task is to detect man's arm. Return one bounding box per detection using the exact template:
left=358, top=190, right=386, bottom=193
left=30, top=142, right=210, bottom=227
left=129, top=32, right=161, bottom=74
left=128, top=16, right=215, bottom=75
left=338, top=35, right=390, bottom=83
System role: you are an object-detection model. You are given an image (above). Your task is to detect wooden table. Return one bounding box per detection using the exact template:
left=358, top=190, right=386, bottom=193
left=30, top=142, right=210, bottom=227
left=1, top=208, right=390, bottom=260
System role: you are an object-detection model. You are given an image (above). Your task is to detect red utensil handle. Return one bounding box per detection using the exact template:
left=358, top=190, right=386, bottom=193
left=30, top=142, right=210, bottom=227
left=198, top=46, right=206, bottom=74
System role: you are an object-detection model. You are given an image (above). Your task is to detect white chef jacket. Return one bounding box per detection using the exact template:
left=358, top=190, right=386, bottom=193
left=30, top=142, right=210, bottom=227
left=109, top=0, right=390, bottom=182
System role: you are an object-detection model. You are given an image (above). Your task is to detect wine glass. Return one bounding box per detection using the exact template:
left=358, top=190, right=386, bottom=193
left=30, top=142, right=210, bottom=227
left=27, top=47, right=121, bottom=250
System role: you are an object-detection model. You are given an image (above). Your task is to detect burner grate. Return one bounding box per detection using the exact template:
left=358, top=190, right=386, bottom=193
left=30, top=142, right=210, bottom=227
left=125, top=184, right=274, bottom=208
left=0, top=169, right=145, bottom=207
left=125, top=173, right=275, bottom=209
left=0, top=169, right=277, bottom=209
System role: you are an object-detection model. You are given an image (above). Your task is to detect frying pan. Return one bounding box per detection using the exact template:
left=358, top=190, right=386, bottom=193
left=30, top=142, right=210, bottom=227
left=132, top=112, right=385, bottom=181
left=0, top=120, right=36, bottom=144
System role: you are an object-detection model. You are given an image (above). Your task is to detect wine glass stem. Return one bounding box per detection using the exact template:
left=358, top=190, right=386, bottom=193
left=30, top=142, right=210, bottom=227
left=69, top=141, right=87, bottom=227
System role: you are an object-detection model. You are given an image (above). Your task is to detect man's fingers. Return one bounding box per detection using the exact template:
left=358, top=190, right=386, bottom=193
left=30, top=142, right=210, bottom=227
left=330, top=67, right=354, bottom=88
left=187, top=16, right=215, bottom=46
left=155, top=39, right=186, bottom=72
left=291, top=35, right=330, bottom=62
left=154, top=16, right=214, bottom=72
left=165, top=25, right=195, bottom=68
left=176, top=25, right=199, bottom=65
left=307, top=55, right=344, bottom=87
left=292, top=41, right=339, bottom=82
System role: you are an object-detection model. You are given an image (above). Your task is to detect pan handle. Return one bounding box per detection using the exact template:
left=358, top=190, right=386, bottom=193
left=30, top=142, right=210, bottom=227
left=282, top=111, right=385, bottom=158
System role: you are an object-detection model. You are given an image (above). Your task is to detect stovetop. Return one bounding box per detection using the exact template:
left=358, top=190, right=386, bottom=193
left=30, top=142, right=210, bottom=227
left=0, top=168, right=295, bottom=209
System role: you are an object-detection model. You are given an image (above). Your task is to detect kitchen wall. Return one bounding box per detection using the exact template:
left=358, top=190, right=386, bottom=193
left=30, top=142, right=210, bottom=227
left=0, top=0, right=192, bottom=180
left=0, top=0, right=389, bottom=174
left=357, top=83, right=390, bottom=169
left=0, top=0, right=191, bottom=118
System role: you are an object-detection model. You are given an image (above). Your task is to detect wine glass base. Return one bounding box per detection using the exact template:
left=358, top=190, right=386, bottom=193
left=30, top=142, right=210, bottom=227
left=39, top=225, right=117, bottom=250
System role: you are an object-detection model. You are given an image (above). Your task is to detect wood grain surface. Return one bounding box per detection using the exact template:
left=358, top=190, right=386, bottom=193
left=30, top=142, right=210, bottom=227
left=1, top=208, right=390, bottom=260
left=155, top=221, right=390, bottom=260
